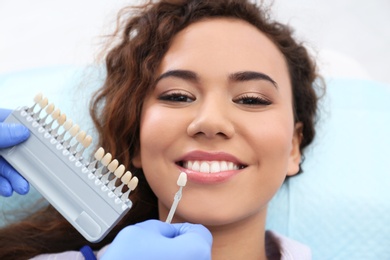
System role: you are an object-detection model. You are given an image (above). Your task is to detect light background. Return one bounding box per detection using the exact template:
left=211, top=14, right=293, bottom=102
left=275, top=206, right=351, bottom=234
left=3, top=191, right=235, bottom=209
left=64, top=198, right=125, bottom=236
left=0, top=0, right=389, bottom=85
left=0, top=2, right=389, bottom=258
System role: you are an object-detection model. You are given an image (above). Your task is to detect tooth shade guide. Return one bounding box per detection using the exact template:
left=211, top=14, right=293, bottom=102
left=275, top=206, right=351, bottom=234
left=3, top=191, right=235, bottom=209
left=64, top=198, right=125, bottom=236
left=2, top=93, right=138, bottom=242
left=33, top=95, right=136, bottom=231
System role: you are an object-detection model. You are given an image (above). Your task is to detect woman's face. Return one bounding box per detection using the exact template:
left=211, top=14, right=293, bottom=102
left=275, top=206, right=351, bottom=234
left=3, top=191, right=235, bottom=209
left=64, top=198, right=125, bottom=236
left=133, top=18, right=302, bottom=226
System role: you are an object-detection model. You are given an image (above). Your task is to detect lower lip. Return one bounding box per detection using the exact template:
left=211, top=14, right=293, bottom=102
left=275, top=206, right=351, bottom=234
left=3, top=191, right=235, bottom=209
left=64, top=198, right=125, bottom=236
left=177, top=166, right=241, bottom=184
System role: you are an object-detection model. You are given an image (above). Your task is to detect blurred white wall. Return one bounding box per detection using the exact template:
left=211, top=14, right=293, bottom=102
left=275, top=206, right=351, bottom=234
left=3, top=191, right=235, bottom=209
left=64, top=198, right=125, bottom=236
left=271, top=0, right=390, bottom=84
left=0, top=0, right=129, bottom=72
left=1, top=0, right=389, bottom=84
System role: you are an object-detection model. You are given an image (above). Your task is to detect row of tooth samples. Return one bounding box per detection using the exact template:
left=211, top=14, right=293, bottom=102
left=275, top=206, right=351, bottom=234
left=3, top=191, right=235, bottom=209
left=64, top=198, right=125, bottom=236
left=86, top=147, right=139, bottom=202
left=24, top=93, right=139, bottom=202
left=25, top=93, right=93, bottom=160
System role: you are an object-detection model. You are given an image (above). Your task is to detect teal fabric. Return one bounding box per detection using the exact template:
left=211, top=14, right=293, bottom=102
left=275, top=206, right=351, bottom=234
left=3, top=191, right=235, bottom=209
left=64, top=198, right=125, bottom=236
left=0, top=67, right=389, bottom=259
left=267, top=78, right=390, bottom=259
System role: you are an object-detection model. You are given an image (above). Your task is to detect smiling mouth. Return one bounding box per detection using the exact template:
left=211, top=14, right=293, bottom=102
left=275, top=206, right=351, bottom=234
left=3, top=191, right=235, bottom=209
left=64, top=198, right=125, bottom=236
left=177, top=160, right=247, bottom=174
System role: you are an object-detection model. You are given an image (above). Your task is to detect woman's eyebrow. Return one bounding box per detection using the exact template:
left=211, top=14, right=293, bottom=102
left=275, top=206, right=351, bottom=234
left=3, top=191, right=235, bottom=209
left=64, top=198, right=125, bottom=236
left=156, top=70, right=199, bottom=83
left=229, top=71, right=278, bottom=89
left=156, top=70, right=278, bottom=89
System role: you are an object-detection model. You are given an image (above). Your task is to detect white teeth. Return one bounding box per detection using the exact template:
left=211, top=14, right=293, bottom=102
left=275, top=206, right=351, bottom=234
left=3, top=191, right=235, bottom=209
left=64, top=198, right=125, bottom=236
left=187, top=161, right=193, bottom=170
left=221, top=161, right=228, bottom=171
left=210, top=161, right=220, bottom=173
left=192, top=161, right=200, bottom=171
left=228, top=162, right=235, bottom=170
left=200, top=162, right=210, bottom=173
left=183, top=160, right=242, bottom=173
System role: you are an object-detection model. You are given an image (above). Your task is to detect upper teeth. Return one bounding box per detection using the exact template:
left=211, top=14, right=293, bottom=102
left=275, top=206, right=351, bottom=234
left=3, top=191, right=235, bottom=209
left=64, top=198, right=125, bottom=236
left=183, top=161, right=240, bottom=173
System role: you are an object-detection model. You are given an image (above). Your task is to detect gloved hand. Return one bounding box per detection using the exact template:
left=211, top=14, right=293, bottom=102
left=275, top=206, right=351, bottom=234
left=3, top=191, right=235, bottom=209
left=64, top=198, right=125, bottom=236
left=101, top=219, right=213, bottom=260
left=0, top=108, right=30, bottom=197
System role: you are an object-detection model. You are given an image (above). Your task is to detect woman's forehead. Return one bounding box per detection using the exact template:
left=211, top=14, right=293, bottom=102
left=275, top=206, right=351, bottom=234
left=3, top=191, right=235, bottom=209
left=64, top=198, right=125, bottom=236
left=158, top=18, right=290, bottom=89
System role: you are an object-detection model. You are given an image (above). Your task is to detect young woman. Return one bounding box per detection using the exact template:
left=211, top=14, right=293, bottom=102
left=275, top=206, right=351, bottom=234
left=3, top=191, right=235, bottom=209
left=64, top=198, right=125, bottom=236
left=0, top=0, right=320, bottom=259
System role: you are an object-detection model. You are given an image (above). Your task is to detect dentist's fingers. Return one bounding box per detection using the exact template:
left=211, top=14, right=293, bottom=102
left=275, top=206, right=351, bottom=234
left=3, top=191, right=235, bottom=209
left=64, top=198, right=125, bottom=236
left=0, top=157, right=29, bottom=196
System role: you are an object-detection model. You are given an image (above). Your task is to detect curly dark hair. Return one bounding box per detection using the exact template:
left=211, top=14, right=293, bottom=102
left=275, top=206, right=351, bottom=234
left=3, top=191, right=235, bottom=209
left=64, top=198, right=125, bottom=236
left=0, top=0, right=321, bottom=258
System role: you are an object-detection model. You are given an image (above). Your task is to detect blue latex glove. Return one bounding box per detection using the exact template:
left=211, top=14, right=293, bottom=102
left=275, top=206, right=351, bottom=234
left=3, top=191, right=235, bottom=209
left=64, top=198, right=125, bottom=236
left=0, top=108, right=30, bottom=197
left=101, top=219, right=213, bottom=260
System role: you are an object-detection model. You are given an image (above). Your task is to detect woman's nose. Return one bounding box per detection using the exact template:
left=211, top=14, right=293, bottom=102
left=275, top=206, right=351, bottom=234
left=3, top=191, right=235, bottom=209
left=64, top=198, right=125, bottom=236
left=187, top=97, right=235, bottom=139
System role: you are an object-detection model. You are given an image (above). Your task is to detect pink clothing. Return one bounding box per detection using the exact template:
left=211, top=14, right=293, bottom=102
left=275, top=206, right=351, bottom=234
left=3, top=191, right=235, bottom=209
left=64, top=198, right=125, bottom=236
left=31, top=230, right=311, bottom=260
left=266, top=231, right=311, bottom=260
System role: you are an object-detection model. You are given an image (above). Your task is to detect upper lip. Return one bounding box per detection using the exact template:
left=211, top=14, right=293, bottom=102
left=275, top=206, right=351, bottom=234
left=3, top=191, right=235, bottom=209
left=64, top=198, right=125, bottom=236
left=176, top=150, right=247, bottom=167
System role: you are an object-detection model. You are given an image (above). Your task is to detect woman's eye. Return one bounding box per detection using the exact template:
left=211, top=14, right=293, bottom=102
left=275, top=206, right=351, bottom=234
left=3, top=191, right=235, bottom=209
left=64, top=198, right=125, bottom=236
left=158, top=92, right=194, bottom=102
left=234, top=95, right=272, bottom=106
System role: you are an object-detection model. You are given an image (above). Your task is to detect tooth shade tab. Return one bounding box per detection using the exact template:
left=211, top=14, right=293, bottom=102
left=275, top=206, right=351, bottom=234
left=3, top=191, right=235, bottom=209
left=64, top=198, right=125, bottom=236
left=63, top=119, right=73, bottom=131
left=166, top=172, right=187, bottom=223
left=94, top=147, right=105, bottom=160
left=45, top=103, right=55, bottom=114
left=69, top=124, right=80, bottom=137
left=57, top=114, right=67, bottom=125
left=39, top=97, right=48, bottom=108
left=51, top=108, right=61, bottom=120
left=34, top=93, right=43, bottom=103
left=76, top=131, right=87, bottom=143
left=128, top=177, right=139, bottom=191
left=177, top=172, right=187, bottom=187
left=107, top=159, right=119, bottom=172
left=81, top=135, right=93, bottom=148
left=101, top=153, right=112, bottom=166
left=114, top=165, right=125, bottom=178
left=121, top=171, right=132, bottom=184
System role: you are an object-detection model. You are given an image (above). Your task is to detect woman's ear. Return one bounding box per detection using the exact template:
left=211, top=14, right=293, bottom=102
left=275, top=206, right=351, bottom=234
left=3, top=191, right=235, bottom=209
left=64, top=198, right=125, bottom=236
left=132, top=152, right=142, bottom=168
left=287, top=122, right=303, bottom=176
